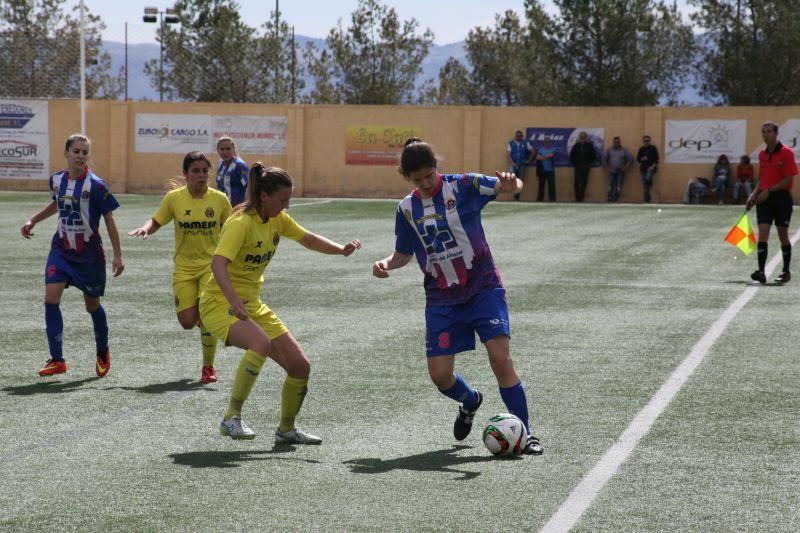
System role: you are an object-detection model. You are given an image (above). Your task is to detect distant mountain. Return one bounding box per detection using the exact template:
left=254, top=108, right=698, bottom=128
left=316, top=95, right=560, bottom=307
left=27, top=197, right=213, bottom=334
left=102, top=36, right=468, bottom=102
left=101, top=35, right=707, bottom=105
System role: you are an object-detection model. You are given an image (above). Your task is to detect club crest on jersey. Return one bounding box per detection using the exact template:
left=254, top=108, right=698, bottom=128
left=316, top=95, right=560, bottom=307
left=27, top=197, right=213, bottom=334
left=81, top=190, right=90, bottom=200
left=205, top=207, right=214, bottom=219
left=273, top=233, right=280, bottom=246
left=446, top=199, right=456, bottom=211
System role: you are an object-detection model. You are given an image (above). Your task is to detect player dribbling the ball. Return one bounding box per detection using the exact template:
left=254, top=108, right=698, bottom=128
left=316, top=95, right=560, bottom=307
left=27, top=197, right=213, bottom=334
left=372, top=138, right=543, bottom=455
left=201, top=164, right=361, bottom=442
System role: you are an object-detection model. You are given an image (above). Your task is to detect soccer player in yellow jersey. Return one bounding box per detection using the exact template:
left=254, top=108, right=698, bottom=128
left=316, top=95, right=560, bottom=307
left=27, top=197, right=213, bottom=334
left=202, top=163, right=360, bottom=442
left=128, top=152, right=232, bottom=383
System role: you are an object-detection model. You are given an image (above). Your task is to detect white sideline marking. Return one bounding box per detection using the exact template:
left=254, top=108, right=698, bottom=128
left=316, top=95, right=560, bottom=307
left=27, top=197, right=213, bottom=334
left=291, top=199, right=333, bottom=208
left=541, top=227, right=800, bottom=533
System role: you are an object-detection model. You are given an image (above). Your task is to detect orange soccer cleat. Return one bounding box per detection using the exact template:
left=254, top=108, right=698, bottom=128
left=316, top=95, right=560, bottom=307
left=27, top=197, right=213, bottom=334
left=38, top=359, right=68, bottom=377
left=95, top=348, right=111, bottom=378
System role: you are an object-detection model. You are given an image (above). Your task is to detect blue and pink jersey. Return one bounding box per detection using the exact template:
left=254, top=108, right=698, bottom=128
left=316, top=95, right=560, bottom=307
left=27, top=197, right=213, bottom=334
left=395, top=173, right=503, bottom=306
left=48, top=169, right=119, bottom=263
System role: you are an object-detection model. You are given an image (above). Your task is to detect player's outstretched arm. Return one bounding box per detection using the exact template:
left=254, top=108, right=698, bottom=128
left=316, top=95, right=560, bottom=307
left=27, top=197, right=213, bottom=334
left=21, top=200, right=58, bottom=239
left=127, top=218, right=162, bottom=239
left=298, top=232, right=361, bottom=256
left=103, top=212, right=125, bottom=277
left=372, top=251, right=413, bottom=278
left=494, top=171, right=522, bottom=195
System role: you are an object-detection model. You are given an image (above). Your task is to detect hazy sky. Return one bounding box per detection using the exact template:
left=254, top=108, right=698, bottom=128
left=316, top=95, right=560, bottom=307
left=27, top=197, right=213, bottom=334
left=65, top=0, right=696, bottom=45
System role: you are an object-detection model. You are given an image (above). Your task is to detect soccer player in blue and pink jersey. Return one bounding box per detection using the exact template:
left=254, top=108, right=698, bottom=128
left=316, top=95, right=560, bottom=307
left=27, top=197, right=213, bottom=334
left=372, top=138, right=543, bottom=455
left=216, top=136, right=249, bottom=207
left=21, top=134, right=124, bottom=377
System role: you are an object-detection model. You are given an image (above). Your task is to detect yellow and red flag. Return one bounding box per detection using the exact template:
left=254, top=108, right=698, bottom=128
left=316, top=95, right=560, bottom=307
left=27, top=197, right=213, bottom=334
left=724, top=212, right=757, bottom=255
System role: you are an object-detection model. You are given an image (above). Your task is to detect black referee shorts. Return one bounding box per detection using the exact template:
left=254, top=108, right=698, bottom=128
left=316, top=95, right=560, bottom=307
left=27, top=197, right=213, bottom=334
left=756, top=189, right=794, bottom=227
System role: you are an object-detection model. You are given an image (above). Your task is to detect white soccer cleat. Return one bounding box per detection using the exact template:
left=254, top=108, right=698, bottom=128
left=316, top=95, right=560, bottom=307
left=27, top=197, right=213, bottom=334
left=274, top=427, right=322, bottom=445
left=220, top=416, right=256, bottom=440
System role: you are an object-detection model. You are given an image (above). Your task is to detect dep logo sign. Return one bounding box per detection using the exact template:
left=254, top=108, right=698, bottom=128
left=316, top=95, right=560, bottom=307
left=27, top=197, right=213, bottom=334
left=665, top=120, right=746, bottom=163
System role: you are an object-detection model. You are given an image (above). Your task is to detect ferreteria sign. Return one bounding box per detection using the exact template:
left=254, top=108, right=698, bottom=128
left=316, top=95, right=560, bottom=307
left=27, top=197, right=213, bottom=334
left=664, top=119, right=746, bottom=163
left=749, top=119, right=800, bottom=162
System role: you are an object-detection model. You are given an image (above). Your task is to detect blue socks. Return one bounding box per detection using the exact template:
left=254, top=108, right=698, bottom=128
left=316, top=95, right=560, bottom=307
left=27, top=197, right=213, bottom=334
left=438, top=373, right=479, bottom=410
left=500, top=382, right=530, bottom=433
left=89, top=305, right=109, bottom=355
left=44, top=303, right=64, bottom=361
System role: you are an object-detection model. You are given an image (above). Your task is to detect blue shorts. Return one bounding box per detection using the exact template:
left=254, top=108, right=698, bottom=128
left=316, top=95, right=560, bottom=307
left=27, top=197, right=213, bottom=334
left=45, top=250, right=106, bottom=297
left=425, top=288, right=510, bottom=357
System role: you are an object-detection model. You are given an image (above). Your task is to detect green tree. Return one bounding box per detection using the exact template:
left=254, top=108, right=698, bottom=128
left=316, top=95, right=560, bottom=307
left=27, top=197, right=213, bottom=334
left=146, top=1, right=301, bottom=103
left=428, top=4, right=560, bottom=106
left=304, top=0, right=434, bottom=104
left=0, top=0, right=121, bottom=99
left=551, top=0, right=693, bottom=105
left=691, top=0, right=800, bottom=105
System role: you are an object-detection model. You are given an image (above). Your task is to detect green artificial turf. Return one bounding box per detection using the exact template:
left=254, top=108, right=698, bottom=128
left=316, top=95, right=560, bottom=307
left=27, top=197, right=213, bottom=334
left=0, top=191, right=797, bottom=531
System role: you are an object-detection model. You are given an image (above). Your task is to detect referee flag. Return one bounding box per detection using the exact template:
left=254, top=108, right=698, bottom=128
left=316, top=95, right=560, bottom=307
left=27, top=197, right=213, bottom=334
left=724, top=212, right=757, bottom=255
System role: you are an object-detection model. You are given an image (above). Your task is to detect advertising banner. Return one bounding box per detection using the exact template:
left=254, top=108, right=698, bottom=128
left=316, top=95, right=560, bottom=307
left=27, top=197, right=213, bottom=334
left=135, top=113, right=212, bottom=153
left=664, top=119, right=746, bottom=163
left=345, top=125, right=422, bottom=165
left=524, top=127, right=604, bottom=167
left=0, top=99, right=49, bottom=179
left=211, top=115, right=287, bottom=155
left=749, top=119, right=800, bottom=162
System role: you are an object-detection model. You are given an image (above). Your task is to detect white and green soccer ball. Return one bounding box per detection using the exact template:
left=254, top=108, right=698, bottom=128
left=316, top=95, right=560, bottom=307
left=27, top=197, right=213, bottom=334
left=482, top=413, right=526, bottom=457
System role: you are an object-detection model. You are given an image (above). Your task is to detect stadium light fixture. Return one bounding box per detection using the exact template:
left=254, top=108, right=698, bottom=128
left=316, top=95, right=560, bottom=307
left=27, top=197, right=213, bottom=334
left=142, top=5, right=180, bottom=102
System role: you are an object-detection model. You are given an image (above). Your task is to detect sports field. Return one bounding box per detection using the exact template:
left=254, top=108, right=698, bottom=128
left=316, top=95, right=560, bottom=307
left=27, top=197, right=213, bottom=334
left=1, top=191, right=798, bottom=531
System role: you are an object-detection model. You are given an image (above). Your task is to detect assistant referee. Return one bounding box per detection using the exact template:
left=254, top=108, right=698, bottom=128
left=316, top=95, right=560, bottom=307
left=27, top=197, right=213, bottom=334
left=746, top=121, right=798, bottom=284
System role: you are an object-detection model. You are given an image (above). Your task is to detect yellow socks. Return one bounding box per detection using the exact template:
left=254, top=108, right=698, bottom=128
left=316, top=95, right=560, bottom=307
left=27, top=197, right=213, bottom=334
left=200, top=325, right=217, bottom=367
left=279, top=376, right=309, bottom=432
left=224, top=350, right=266, bottom=421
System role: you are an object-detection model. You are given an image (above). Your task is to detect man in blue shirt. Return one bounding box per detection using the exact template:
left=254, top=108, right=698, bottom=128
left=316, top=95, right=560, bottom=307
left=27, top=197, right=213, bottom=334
left=536, top=136, right=557, bottom=202
left=506, top=131, right=533, bottom=201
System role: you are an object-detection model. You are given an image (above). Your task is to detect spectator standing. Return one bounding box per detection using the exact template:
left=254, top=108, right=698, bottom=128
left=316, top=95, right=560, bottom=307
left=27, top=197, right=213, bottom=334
left=733, top=155, right=754, bottom=203
left=603, top=137, right=633, bottom=202
left=507, top=130, right=533, bottom=201
left=569, top=131, right=597, bottom=202
left=636, top=135, right=659, bottom=203
left=536, top=136, right=557, bottom=202
left=712, top=154, right=732, bottom=205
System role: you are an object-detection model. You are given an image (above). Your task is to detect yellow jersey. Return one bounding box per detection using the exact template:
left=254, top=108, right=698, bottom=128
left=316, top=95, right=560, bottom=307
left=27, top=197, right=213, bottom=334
left=205, top=210, right=307, bottom=301
left=152, top=186, right=232, bottom=273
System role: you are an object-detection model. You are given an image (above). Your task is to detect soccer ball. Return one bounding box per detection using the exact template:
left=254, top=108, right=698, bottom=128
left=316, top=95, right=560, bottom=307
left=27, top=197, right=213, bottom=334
left=482, top=413, right=526, bottom=457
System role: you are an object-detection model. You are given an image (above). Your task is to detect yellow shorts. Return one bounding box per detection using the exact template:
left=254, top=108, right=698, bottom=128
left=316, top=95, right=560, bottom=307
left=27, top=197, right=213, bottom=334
left=173, top=269, right=211, bottom=313
left=199, top=292, right=288, bottom=345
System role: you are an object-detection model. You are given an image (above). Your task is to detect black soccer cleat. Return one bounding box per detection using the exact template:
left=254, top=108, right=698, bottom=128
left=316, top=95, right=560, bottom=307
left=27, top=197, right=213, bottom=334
left=750, top=270, right=767, bottom=284
left=775, top=271, right=791, bottom=283
left=453, top=390, right=483, bottom=441
left=523, top=434, right=544, bottom=455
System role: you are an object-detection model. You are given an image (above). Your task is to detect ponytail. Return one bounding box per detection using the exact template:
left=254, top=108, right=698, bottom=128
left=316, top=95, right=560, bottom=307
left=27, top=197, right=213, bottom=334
left=233, top=163, right=293, bottom=216
left=398, top=137, right=437, bottom=178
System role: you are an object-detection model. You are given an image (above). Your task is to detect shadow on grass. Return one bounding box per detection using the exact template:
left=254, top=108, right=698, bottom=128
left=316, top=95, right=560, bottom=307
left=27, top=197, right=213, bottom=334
left=170, top=448, right=321, bottom=468
left=723, top=280, right=784, bottom=287
left=2, top=376, right=101, bottom=396
left=106, top=379, right=212, bottom=394
left=343, top=445, right=503, bottom=481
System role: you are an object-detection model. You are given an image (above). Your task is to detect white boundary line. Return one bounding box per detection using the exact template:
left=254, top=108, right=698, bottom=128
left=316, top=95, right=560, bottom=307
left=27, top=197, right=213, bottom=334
left=541, top=226, right=800, bottom=533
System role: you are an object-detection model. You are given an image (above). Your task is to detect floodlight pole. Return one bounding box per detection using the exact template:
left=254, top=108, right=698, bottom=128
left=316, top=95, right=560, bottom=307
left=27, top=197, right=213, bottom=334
left=79, top=0, right=86, bottom=134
